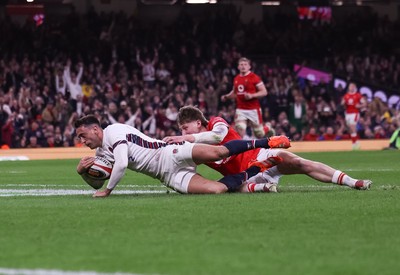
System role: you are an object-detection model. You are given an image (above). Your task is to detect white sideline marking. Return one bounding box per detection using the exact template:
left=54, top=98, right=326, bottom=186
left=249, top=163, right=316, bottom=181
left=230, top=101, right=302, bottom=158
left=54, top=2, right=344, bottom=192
left=0, top=170, right=27, bottom=174
left=0, top=189, right=170, bottom=197
left=0, top=267, right=146, bottom=275
left=344, top=168, right=394, bottom=172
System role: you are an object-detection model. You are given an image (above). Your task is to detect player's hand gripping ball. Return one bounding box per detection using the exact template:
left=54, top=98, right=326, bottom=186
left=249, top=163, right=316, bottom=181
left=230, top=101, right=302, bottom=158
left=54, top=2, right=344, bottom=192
left=82, top=157, right=113, bottom=190
left=87, top=156, right=113, bottom=180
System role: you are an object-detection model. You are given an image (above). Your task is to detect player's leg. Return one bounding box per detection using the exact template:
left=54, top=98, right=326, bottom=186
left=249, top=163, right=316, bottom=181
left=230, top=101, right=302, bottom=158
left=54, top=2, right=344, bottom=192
left=186, top=165, right=265, bottom=194
left=191, top=136, right=290, bottom=165
left=273, top=150, right=371, bottom=189
left=238, top=182, right=277, bottom=193
left=166, top=168, right=228, bottom=194
left=187, top=174, right=228, bottom=194
left=234, top=109, right=248, bottom=138
left=248, top=108, right=265, bottom=138
left=167, top=143, right=271, bottom=194
left=346, top=113, right=360, bottom=149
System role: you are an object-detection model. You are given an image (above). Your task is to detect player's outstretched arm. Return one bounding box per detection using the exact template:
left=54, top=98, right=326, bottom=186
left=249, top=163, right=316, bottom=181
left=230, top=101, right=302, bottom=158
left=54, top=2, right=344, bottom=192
left=93, top=144, right=128, bottom=198
left=163, top=135, right=194, bottom=144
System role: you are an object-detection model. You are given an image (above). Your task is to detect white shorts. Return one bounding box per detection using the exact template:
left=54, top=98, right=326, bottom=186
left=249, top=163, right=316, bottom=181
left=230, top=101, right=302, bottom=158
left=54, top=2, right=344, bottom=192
left=158, top=142, right=197, bottom=194
left=345, top=112, right=360, bottom=126
left=235, top=108, right=263, bottom=127
left=247, top=148, right=280, bottom=184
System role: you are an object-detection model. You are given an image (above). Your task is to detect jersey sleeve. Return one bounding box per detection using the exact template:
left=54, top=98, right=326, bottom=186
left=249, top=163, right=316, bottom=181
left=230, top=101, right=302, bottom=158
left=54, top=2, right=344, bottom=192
left=192, top=117, right=229, bottom=144
left=106, top=141, right=129, bottom=190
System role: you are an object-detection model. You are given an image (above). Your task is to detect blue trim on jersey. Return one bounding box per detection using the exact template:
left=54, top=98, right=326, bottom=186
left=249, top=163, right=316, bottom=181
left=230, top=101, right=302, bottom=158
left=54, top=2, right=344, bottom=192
left=125, top=133, right=185, bottom=149
left=109, top=140, right=128, bottom=153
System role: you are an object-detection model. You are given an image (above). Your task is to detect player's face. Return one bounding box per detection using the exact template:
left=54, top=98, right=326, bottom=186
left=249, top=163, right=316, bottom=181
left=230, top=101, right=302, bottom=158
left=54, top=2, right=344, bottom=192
left=348, top=83, right=357, bottom=94
left=76, top=125, right=102, bottom=149
left=238, top=61, right=251, bottom=74
left=180, top=120, right=201, bottom=135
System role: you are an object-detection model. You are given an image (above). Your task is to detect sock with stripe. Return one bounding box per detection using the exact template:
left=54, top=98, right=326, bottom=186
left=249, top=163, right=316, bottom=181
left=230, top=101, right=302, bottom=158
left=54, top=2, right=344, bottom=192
left=218, top=166, right=261, bottom=192
left=332, top=170, right=357, bottom=187
left=223, top=138, right=269, bottom=156
left=246, top=183, right=267, bottom=192
left=350, top=133, right=358, bottom=144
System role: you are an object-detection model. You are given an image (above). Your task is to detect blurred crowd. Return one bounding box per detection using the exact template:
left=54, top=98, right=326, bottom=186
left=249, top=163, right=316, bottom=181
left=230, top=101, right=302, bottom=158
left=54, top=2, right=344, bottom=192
left=1, top=5, right=400, bottom=148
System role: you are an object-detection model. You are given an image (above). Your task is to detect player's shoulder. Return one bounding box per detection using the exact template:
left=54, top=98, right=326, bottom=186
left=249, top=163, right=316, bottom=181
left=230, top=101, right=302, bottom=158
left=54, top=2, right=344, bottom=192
left=209, top=116, right=229, bottom=127
left=103, top=123, right=136, bottom=140
left=249, top=71, right=262, bottom=81
left=104, top=123, right=122, bottom=133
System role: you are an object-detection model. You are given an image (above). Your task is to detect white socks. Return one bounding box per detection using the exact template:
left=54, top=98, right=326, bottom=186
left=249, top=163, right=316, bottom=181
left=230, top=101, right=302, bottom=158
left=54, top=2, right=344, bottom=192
left=332, top=170, right=357, bottom=187
left=247, top=183, right=266, bottom=192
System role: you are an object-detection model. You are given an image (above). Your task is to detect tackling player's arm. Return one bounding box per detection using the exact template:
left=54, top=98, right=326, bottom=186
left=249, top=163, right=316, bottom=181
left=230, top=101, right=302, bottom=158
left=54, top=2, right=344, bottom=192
left=93, top=143, right=129, bottom=198
left=191, top=123, right=229, bottom=144
left=163, top=123, right=229, bottom=145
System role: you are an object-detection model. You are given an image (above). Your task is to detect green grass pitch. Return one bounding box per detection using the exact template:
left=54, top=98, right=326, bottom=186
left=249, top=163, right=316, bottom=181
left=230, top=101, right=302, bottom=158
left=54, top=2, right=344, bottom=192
left=0, top=150, right=399, bottom=275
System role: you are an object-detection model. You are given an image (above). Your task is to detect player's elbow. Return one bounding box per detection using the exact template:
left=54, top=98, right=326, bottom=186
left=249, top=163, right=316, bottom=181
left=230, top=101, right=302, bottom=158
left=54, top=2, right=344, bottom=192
left=212, top=134, right=224, bottom=143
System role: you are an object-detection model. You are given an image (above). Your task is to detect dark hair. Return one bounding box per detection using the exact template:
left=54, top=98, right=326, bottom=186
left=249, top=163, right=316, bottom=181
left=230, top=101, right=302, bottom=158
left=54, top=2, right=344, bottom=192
left=177, top=106, right=208, bottom=127
left=74, top=115, right=101, bottom=129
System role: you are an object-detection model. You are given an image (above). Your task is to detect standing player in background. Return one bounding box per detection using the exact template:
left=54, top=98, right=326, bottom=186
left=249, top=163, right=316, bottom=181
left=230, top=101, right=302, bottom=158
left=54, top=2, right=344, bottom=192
left=341, top=82, right=367, bottom=150
left=221, top=57, right=268, bottom=139
left=163, top=106, right=372, bottom=191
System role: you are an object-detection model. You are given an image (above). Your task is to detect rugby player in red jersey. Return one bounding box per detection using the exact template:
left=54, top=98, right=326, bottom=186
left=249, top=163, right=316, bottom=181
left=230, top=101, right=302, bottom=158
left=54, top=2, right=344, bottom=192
left=221, top=57, right=268, bottom=138
left=341, top=82, right=367, bottom=150
left=163, top=106, right=372, bottom=191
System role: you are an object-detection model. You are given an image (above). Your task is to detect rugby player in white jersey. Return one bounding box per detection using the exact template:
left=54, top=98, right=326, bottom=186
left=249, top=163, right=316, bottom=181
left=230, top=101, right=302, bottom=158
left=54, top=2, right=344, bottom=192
left=75, top=115, right=290, bottom=197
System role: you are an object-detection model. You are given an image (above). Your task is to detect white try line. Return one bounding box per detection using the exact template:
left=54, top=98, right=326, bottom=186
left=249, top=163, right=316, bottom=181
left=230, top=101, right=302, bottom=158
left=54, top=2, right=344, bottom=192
left=0, top=267, right=150, bottom=275
left=1, top=184, right=164, bottom=188
left=0, top=189, right=171, bottom=197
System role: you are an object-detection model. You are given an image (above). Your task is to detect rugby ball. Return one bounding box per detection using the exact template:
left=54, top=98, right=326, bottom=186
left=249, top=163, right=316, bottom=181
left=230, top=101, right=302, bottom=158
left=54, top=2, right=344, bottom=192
left=86, top=156, right=113, bottom=180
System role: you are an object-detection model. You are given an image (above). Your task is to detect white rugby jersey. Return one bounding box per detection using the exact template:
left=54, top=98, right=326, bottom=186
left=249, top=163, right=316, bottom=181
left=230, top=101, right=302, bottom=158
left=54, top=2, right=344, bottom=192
left=96, top=123, right=184, bottom=190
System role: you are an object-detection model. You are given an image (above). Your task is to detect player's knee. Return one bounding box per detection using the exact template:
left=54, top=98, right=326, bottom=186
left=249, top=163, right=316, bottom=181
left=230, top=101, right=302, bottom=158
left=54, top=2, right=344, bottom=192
left=295, top=158, right=316, bottom=173
left=235, top=122, right=247, bottom=132
left=253, top=126, right=265, bottom=138
left=213, top=185, right=228, bottom=194
left=207, top=183, right=228, bottom=194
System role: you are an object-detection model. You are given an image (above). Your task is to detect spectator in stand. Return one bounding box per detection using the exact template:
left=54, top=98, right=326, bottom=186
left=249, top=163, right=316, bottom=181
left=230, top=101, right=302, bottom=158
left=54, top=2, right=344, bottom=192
left=320, top=126, right=337, bottom=141
left=221, top=57, right=268, bottom=138
left=64, top=61, right=83, bottom=101
left=136, top=48, right=158, bottom=88
left=341, top=82, right=367, bottom=150
left=55, top=68, right=67, bottom=96
left=41, top=100, right=58, bottom=126
left=25, top=120, right=45, bottom=147
left=29, top=96, right=45, bottom=121
left=155, top=62, right=171, bottom=85
left=27, top=136, right=41, bottom=148
left=288, top=92, right=307, bottom=134
left=303, top=127, right=319, bottom=141
left=373, top=125, right=386, bottom=139
left=1, top=113, right=14, bottom=147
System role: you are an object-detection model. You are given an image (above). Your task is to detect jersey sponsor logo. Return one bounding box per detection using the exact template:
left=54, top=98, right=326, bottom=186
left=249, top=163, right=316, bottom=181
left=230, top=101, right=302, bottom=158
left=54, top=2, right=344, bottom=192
left=237, top=84, right=245, bottom=94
